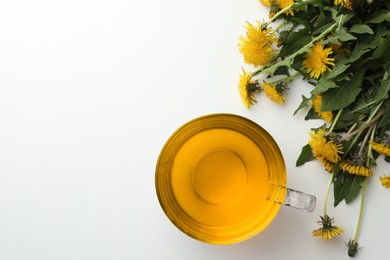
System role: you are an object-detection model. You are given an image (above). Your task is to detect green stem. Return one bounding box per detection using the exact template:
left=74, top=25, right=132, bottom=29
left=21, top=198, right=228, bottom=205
left=267, top=6, right=293, bottom=25
left=354, top=122, right=376, bottom=241
left=251, top=23, right=337, bottom=77
left=270, top=72, right=300, bottom=85
left=324, top=170, right=335, bottom=216
left=274, top=20, right=288, bottom=32
left=328, top=109, right=343, bottom=133
left=339, top=101, right=384, bottom=143
left=341, top=109, right=384, bottom=141
left=354, top=177, right=367, bottom=241
left=267, top=0, right=317, bottom=25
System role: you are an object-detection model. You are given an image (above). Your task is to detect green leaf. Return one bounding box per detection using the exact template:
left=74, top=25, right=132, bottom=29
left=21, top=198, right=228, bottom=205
left=334, top=13, right=354, bottom=25
left=296, top=144, right=315, bottom=166
left=372, top=33, right=390, bottom=59
left=312, top=77, right=339, bottom=94
left=321, top=70, right=364, bottom=111
left=334, top=170, right=365, bottom=206
left=349, top=24, right=374, bottom=34
left=313, top=10, right=327, bottom=29
left=346, top=45, right=371, bottom=64
left=280, top=28, right=312, bottom=57
left=321, top=84, right=361, bottom=111
left=334, top=27, right=357, bottom=42
left=294, top=95, right=310, bottom=115
left=327, top=62, right=350, bottom=80
left=372, top=76, right=390, bottom=101
left=304, top=107, right=320, bottom=120
left=368, top=12, right=390, bottom=24
left=273, top=65, right=290, bottom=76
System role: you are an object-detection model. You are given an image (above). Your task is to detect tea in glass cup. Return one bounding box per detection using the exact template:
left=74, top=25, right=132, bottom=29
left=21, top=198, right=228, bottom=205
left=155, top=114, right=316, bottom=244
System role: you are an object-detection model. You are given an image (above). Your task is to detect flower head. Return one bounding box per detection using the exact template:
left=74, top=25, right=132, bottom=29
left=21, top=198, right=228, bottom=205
left=275, top=0, right=295, bottom=16
left=312, top=215, right=344, bottom=240
left=262, top=82, right=286, bottom=104
left=238, top=21, right=278, bottom=66
left=303, top=43, right=335, bottom=79
left=380, top=175, right=390, bottom=189
left=312, top=94, right=333, bottom=123
left=347, top=239, right=359, bottom=257
left=334, top=0, right=353, bottom=10
left=370, top=141, right=390, bottom=156
left=309, top=129, right=343, bottom=163
left=339, top=160, right=373, bottom=177
left=317, top=156, right=334, bottom=172
left=260, top=0, right=274, bottom=6
left=239, top=68, right=258, bottom=109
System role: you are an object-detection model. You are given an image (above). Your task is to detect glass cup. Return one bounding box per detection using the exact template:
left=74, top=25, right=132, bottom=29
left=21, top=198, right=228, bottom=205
left=155, top=113, right=316, bottom=244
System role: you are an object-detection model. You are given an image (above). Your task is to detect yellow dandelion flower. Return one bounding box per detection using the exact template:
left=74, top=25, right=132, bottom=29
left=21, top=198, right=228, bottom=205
left=238, top=21, right=278, bottom=66
left=380, top=175, right=390, bottom=189
left=316, top=156, right=334, bottom=172
left=239, top=69, right=257, bottom=109
left=370, top=141, right=390, bottom=156
left=262, top=82, right=286, bottom=104
left=334, top=0, right=353, bottom=9
left=313, top=215, right=344, bottom=240
left=275, top=0, right=295, bottom=16
left=339, top=160, right=374, bottom=177
left=303, top=43, right=335, bottom=79
left=260, top=0, right=274, bottom=6
left=308, top=129, right=343, bottom=163
left=312, top=94, right=333, bottom=123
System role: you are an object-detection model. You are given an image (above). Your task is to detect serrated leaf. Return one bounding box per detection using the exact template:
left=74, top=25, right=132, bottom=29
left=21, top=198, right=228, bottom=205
left=350, top=24, right=374, bottom=34
left=334, top=27, right=357, bottom=42
left=294, top=95, right=310, bottom=115
left=296, top=144, right=315, bottom=166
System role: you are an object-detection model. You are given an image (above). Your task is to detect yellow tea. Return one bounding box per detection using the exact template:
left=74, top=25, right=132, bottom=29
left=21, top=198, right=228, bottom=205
left=172, top=128, right=270, bottom=226
left=156, top=114, right=287, bottom=244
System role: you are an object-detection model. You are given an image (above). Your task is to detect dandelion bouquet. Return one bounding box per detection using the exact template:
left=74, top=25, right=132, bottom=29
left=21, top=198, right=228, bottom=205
left=238, top=0, right=389, bottom=256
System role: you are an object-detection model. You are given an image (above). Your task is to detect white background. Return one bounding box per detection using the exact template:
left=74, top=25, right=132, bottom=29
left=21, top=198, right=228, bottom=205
left=0, top=1, right=388, bottom=259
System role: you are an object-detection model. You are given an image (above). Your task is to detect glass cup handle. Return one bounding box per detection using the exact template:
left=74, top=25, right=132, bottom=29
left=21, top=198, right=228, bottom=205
left=283, top=188, right=316, bottom=212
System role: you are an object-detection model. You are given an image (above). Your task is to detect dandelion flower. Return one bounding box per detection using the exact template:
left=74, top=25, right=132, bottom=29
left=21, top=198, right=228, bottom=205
left=380, top=175, right=390, bottom=189
left=309, top=129, right=343, bottom=163
left=317, top=156, right=334, bottom=172
left=275, top=0, right=295, bottom=16
left=262, top=82, right=286, bottom=104
left=370, top=141, right=390, bottom=156
left=260, top=0, right=274, bottom=6
left=339, top=160, right=373, bottom=177
left=312, top=215, right=344, bottom=240
left=238, top=21, right=277, bottom=66
left=303, top=43, right=335, bottom=79
left=334, top=0, right=353, bottom=9
left=312, top=94, right=333, bottom=123
left=239, top=69, right=258, bottom=109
